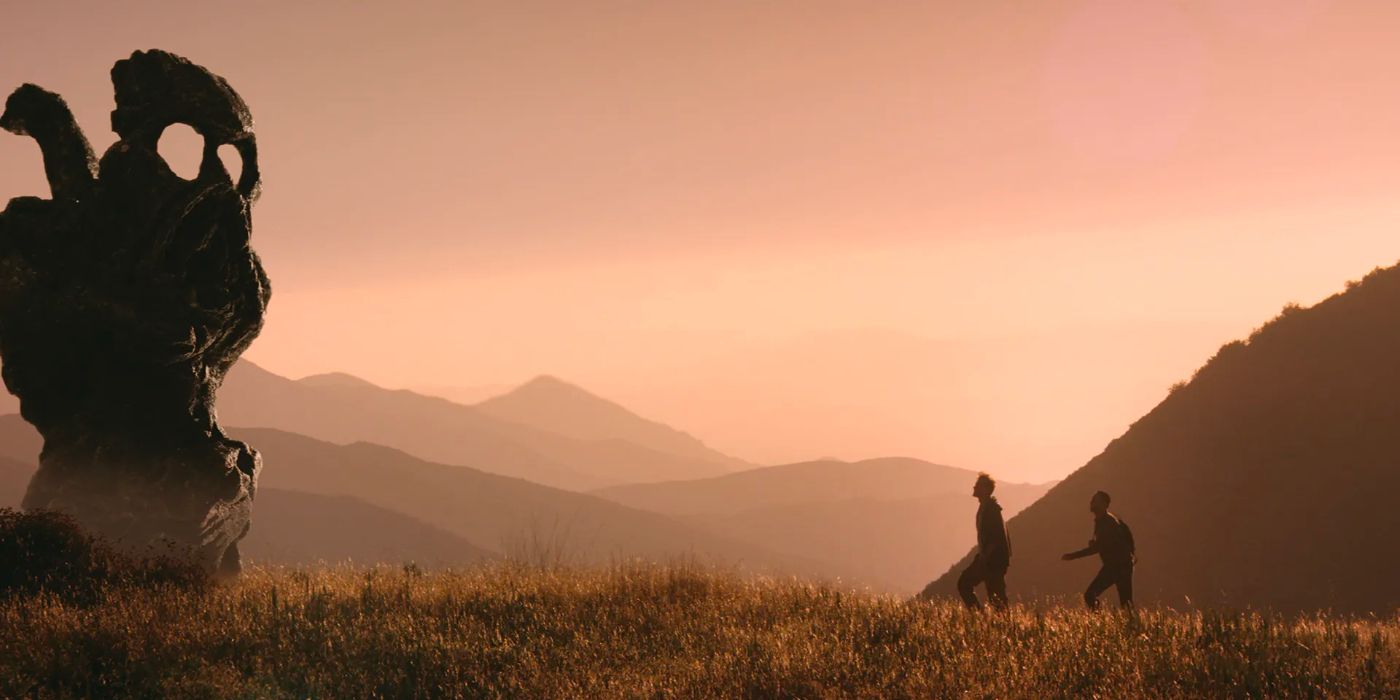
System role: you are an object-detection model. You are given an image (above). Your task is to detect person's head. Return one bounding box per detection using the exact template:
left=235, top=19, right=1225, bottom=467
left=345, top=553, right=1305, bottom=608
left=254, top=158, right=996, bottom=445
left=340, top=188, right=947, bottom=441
left=973, top=473, right=995, bottom=499
left=1089, top=490, right=1111, bottom=515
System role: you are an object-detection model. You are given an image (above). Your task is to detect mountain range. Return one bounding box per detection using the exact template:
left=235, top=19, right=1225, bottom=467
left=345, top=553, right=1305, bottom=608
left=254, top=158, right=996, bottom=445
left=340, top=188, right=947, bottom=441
left=232, top=426, right=794, bottom=569
left=0, top=416, right=1026, bottom=590
left=215, top=362, right=745, bottom=490
left=0, top=365, right=1029, bottom=590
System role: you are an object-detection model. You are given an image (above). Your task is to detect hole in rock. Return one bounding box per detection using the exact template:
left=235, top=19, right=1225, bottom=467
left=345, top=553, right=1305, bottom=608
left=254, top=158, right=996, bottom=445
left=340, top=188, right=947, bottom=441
left=217, top=144, right=242, bottom=182
left=0, top=137, right=50, bottom=199
left=158, top=123, right=203, bottom=180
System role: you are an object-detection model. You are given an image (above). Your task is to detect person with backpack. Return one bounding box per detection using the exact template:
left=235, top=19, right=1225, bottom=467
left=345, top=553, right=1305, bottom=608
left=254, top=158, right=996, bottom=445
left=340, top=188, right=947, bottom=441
left=957, top=472, right=1012, bottom=610
left=1061, top=490, right=1135, bottom=609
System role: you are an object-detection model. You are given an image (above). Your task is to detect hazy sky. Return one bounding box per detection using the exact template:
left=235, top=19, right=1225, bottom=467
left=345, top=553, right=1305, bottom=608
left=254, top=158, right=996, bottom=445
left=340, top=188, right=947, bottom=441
left=3, top=1, right=1398, bottom=480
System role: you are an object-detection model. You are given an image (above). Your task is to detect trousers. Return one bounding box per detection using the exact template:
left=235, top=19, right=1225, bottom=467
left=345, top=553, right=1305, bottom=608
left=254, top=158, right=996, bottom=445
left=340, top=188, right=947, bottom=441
left=957, top=555, right=1008, bottom=610
left=1084, top=562, right=1133, bottom=609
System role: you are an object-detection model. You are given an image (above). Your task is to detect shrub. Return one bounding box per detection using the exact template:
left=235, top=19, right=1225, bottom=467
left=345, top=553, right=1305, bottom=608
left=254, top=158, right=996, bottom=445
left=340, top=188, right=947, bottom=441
left=0, top=508, right=208, bottom=603
left=0, top=509, right=107, bottom=600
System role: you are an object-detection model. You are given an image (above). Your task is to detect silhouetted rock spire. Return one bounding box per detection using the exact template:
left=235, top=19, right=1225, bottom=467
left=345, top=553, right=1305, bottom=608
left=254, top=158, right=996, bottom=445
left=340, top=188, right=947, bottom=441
left=0, top=50, right=271, bottom=576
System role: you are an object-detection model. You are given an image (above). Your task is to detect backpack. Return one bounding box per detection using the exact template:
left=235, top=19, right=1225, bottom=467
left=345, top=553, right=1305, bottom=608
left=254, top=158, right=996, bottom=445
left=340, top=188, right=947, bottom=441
left=1119, top=518, right=1136, bottom=562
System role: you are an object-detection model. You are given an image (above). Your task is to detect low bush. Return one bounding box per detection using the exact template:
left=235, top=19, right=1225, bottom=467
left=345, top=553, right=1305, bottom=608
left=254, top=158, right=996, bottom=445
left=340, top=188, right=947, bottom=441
left=0, top=508, right=208, bottom=603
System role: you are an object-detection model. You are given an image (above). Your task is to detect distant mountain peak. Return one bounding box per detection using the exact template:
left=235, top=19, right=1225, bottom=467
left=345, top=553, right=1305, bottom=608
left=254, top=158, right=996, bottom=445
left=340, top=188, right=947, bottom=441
left=476, top=374, right=748, bottom=473
left=297, top=372, right=381, bottom=390
left=485, top=375, right=648, bottom=419
left=512, top=374, right=604, bottom=397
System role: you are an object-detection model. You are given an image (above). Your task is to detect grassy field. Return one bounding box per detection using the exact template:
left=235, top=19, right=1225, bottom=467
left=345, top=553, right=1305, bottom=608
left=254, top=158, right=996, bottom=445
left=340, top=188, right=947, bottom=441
left=2, top=563, right=1398, bottom=699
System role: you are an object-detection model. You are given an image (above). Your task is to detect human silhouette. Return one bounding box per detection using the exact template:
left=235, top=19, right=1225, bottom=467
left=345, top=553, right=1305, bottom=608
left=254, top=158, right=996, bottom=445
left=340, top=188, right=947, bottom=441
left=1061, top=490, right=1135, bottom=609
left=956, top=473, right=1011, bottom=610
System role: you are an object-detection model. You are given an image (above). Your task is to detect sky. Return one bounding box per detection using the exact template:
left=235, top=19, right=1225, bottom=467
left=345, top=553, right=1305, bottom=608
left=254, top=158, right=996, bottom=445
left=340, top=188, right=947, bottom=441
left=2, top=1, right=1398, bottom=481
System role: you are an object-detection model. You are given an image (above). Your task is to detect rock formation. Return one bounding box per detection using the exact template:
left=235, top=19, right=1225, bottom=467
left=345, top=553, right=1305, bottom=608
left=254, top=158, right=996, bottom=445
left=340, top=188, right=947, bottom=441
left=0, top=50, right=270, bottom=576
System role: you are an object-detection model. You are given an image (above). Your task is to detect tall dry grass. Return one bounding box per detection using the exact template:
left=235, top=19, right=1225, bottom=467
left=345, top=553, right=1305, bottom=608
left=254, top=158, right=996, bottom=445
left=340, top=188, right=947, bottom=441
left=3, top=561, right=1398, bottom=698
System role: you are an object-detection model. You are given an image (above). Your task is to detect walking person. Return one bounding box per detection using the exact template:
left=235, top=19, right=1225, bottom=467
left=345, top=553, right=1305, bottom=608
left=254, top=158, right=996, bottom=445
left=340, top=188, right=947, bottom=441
left=1061, top=490, right=1135, bottom=609
left=956, top=473, right=1011, bottom=610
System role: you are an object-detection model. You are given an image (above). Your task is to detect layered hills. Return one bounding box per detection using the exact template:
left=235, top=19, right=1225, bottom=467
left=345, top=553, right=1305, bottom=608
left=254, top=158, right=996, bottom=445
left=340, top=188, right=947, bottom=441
left=216, top=362, right=742, bottom=490
left=1, top=364, right=1020, bottom=589
left=0, top=415, right=804, bottom=574
left=231, top=427, right=790, bottom=568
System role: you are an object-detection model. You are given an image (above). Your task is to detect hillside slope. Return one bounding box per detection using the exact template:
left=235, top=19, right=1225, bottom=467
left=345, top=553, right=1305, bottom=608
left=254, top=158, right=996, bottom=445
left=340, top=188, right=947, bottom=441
left=925, top=263, right=1400, bottom=613
left=240, top=488, right=496, bottom=567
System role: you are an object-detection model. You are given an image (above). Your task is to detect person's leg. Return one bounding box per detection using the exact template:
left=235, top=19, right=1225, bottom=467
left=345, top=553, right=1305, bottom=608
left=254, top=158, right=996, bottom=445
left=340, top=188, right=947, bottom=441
left=985, top=566, right=1008, bottom=610
left=957, top=558, right=987, bottom=609
left=1115, top=565, right=1134, bottom=608
left=1083, top=565, right=1115, bottom=610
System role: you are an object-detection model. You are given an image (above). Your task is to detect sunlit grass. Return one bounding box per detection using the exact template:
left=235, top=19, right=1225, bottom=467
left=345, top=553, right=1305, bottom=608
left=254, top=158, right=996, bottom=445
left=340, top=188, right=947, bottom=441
left=2, top=563, right=1398, bottom=698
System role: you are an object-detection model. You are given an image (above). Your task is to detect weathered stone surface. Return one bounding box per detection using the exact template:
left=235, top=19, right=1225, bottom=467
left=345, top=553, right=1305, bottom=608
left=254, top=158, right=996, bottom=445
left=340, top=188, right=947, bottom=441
left=0, top=50, right=270, bottom=577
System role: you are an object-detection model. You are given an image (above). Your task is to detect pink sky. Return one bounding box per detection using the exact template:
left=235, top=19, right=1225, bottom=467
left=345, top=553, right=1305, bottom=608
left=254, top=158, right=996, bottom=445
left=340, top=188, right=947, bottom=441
left=2, top=1, right=1398, bottom=480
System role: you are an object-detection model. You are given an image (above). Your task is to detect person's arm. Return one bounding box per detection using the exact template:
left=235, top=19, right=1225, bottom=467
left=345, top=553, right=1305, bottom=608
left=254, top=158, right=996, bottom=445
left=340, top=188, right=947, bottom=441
left=1062, top=540, right=1098, bottom=560
left=1064, top=520, right=1108, bottom=562
left=1063, top=520, right=1104, bottom=560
